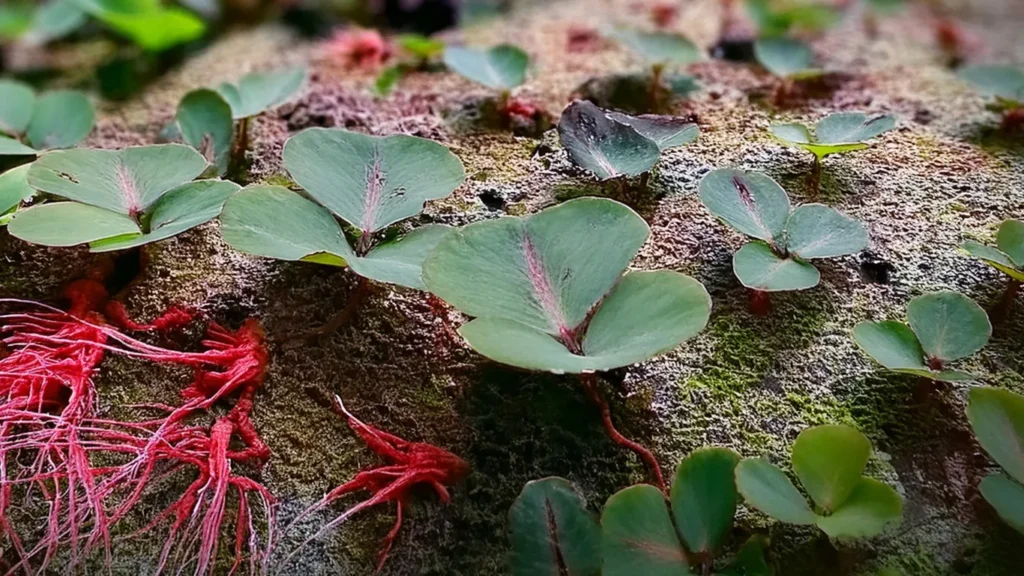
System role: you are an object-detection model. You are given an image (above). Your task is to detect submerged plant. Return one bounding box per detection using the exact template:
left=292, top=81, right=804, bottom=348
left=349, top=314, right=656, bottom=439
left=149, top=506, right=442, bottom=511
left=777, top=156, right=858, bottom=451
left=8, top=144, right=239, bottom=252
left=699, top=168, right=868, bottom=314
left=219, top=127, right=465, bottom=339
left=558, top=100, right=699, bottom=185
left=0, top=80, right=94, bottom=155
left=423, top=197, right=712, bottom=487
left=957, top=64, right=1024, bottom=129
left=962, top=219, right=1024, bottom=318
left=736, top=425, right=903, bottom=539
left=609, top=29, right=701, bottom=111
left=966, top=387, right=1024, bottom=535
left=853, top=291, right=992, bottom=382
left=771, top=112, right=896, bottom=195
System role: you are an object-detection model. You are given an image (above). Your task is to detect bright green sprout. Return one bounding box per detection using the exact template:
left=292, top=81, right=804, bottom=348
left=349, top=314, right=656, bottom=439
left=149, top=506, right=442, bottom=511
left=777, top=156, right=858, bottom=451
left=745, top=0, right=842, bottom=37
left=374, top=34, right=446, bottom=97
left=0, top=80, right=94, bottom=155
left=966, top=387, right=1024, bottom=535
left=75, top=0, right=206, bottom=51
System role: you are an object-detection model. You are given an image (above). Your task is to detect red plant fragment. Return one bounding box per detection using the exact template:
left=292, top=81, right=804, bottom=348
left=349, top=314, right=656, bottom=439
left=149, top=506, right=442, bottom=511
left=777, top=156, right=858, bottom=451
left=284, top=397, right=469, bottom=573
left=566, top=26, right=603, bottom=53
left=650, top=1, right=679, bottom=28
left=323, top=28, right=393, bottom=71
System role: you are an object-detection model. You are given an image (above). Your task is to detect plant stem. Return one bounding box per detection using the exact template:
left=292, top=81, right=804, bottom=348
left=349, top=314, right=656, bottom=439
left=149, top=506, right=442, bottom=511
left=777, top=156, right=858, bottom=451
left=992, top=279, right=1021, bottom=324
left=280, top=276, right=370, bottom=346
left=749, top=290, right=771, bottom=315
left=809, top=155, right=822, bottom=197
left=649, top=64, right=665, bottom=113
left=580, top=373, right=665, bottom=491
left=639, top=171, right=651, bottom=192
left=498, top=90, right=511, bottom=129
left=230, top=116, right=251, bottom=182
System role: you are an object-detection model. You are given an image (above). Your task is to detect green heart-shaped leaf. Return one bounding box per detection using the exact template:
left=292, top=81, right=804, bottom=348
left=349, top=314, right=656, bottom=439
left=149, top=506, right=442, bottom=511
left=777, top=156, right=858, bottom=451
left=443, top=44, right=528, bottom=90
left=602, top=484, right=691, bottom=576
left=962, top=241, right=1024, bottom=281
left=612, top=30, right=700, bottom=66
left=558, top=101, right=661, bottom=180
left=996, top=219, right=1024, bottom=267
left=0, top=164, right=34, bottom=216
left=606, top=111, right=699, bottom=150
left=347, top=225, right=452, bottom=291
left=853, top=320, right=927, bottom=372
left=216, top=66, right=307, bottom=119
left=0, top=79, right=35, bottom=134
left=967, top=387, right=1024, bottom=485
left=813, top=477, right=902, bottom=539
left=508, top=477, right=602, bottom=576
left=0, top=136, right=38, bottom=156
left=717, top=536, right=772, bottom=576
left=9, top=202, right=139, bottom=246
left=958, top=64, right=1024, bottom=105
left=26, top=90, right=94, bottom=150
left=670, top=447, right=741, bottom=554
left=283, top=127, right=465, bottom=235
left=24, top=0, right=87, bottom=45
left=792, top=425, right=871, bottom=513
left=176, top=89, right=233, bottom=176
left=88, top=5, right=206, bottom=51
left=784, top=204, right=868, bottom=259
left=979, top=473, right=1024, bottom=534
left=735, top=458, right=816, bottom=525
left=754, top=37, right=816, bottom=78
left=27, top=144, right=207, bottom=216
left=699, top=168, right=790, bottom=243
left=906, top=291, right=990, bottom=363
left=814, top=112, right=896, bottom=145
left=733, top=241, right=820, bottom=291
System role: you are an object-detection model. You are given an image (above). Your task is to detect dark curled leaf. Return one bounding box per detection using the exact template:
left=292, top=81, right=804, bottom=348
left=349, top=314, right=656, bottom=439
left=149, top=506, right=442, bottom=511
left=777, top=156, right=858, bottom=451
left=558, top=100, right=660, bottom=180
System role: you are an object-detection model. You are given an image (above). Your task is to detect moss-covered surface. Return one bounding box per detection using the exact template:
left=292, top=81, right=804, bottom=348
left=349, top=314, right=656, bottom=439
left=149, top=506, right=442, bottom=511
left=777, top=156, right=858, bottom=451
left=2, top=0, right=1024, bottom=574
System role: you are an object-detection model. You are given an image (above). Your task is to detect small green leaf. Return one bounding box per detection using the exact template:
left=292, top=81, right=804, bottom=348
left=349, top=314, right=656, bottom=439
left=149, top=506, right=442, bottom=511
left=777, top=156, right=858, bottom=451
left=735, top=458, right=816, bottom=525
left=397, top=34, right=444, bottom=59
left=606, top=111, right=699, bottom=150
left=958, top=64, right=1024, bottom=105
left=670, top=447, right=741, bottom=554
left=0, top=79, right=35, bottom=134
left=176, top=89, right=233, bottom=176
left=8, top=202, right=139, bottom=246
left=979, top=473, right=1024, bottom=534
left=508, top=477, right=602, bottom=576
left=967, top=387, right=1024, bottom=485
left=853, top=320, right=928, bottom=372
left=612, top=30, right=700, bottom=66
left=348, top=225, right=452, bottom=291
left=733, top=241, right=819, bottom=292
left=996, top=219, right=1024, bottom=267
left=558, top=101, right=661, bottom=180
left=374, top=65, right=407, bottom=97
left=443, top=44, right=528, bottom=90
left=90, top=5, right=206, bottom=51
left=0, top=136, right=37, bottom=156
left=784, top=204, right=868, bottom=259
left=216, top=66, right=307, bottom=119
left=699, top=168, right=790, bottom=243
left=718, top=535, right=772, bottom=576
left=814, top=478, right=903, bottom=539
left=962, top=241, right=1024, bottom=282
left=906, top=291, right=991, bottom=363
left=602, top=484, right=691, bottom=576
left=26, top=90, right=94, bottom=150
left=283, top=127, right=465, bottom=234
left=24, top=0, right=88, bottom=45
left=814, top=113, right=896, bottom=145
left=0, top=164, right=34, bottom=216
left=792, top=425, right=871, bottom=513
left=754, top=37, right=815, bottom=78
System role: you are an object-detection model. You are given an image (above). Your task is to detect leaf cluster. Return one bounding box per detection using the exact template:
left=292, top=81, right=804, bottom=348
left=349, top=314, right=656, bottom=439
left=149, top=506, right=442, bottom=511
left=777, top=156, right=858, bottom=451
left=771, top=112, right=895, bottom=160
left=967, top=387, right=1024, bottom=535
left=958, top=64, right=1024, bottom=111
left=0, top=80, right=94, bottom=156
left=962, top=219, right=1024, bottom=281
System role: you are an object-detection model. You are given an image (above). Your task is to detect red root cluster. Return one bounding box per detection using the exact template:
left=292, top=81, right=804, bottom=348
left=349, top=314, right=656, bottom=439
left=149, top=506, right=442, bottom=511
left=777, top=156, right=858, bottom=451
left=0, top=279, right=273, bottom=575
left=283, top=396, right=469, bottom=573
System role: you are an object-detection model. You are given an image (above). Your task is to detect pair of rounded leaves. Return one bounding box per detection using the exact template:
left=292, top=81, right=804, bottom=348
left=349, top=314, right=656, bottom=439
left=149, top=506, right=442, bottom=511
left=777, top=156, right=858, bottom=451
left=753, top=37, right=822, bottom=80
left=8, top=144, right=238, bottom=252
left=610, top=30, right=701, bottom=67
left=215, top=66, right=307, bottom=120
left=699, top=168, right=868, bottom=292
left=0, top=80, right=94, bottom=155
left=771, top=112, right=896, bottom=160
left=736, top=425, right=903, bottom=539
left=962, top=219, right=1024, bottom=281
left=966, top=387, right=1024, bottom=534
left=442, top=44, right=528, bottom=91
left=853, top=291, right=991, bottom=382
left=422, top=197, right=711, bottom=374
left=558, top=100, right=699, bottom=181
left=957, top=64, right=1024, bottom=108
left=175, top=89, right=234, bottom=176
left=219, top=128, right=465, bottom=291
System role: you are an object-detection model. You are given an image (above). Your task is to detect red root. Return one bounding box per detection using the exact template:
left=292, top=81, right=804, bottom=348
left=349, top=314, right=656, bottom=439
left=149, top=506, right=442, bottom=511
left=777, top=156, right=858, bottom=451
left=283, top=396, right=469, bottom=573
left=103, top=301, right=196, bottom=333
left=749, top=290, right=772, bottom=316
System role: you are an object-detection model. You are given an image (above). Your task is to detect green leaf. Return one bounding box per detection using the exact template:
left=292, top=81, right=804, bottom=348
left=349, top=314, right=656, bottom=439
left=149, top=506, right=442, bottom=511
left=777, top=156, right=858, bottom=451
left=90, top=6, right=205, bottom=51
left=89, top=179, right=239, bottom=252
left=508, top=477, right=602, bottom=576
left=219, top=184, right=354, bottom=265
left=27, top=144, right=207, bottom=215
left=0, top=164, right=34, bottom=216
left=958, top=64, right=1024, bottom=105
left=611, top=30, right=701, bottom=66
left=718, top=535, right=772, bottom=576
left=443, top=44, right=528, bottom=90
left=606, top=111, right=699, bottom=150
left=26, top=90, right=94, bottom=150
left=283, top=127, right=464, bottom=234
left=25, top=0, right=88, bottom=45
left=0, top=79, right=35, bottom=135
left=347, top=225, right=452, bottom=291
left=216, top=66, right=307, bottom=119
left=996, top=219, right=1024, bottom=267
left=961, top=241, right=1024, bottom=282
left=967, top=387, right=1024, bottom=485
left=0, top=4, right=32, bottom=40
left=0, top=136, right=37, bottom=156
left=792, top=425, right=871, bottom=513
left=979, top=473, right=1024, bottom=534
left=176, top=89, right=233, bottom=176
left=374, top=65, right=407, bottom=97
left=814, top=113, right=896, bottom=145
left=814, top=478, right=902, bottom=539
left=8, top=202, right=139, bottom=246
left=698, top=168, right=790, bottom=243
left=735, top=458, right=816, bottom=525
left=784, top=204, right=868, bottom=259
left=732, top=241, right=819, bottom=292
left=670, top=448, right=741, bottom=554
left=852, top=320, right=927, bottom=372
left=397, top=34, right=444, bottom=59
left=558, top=101, right=661, bottom=180
left=754, top=37, right=815, bottom=78
left=602, top=484, right=691, bottom=576
left=906, top=291, right=991, bottom=363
